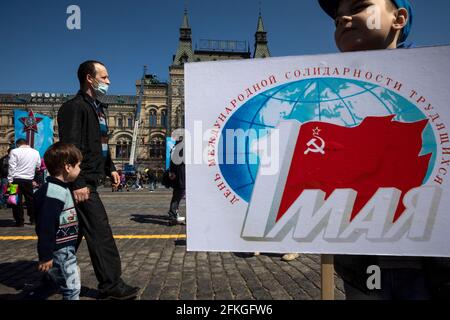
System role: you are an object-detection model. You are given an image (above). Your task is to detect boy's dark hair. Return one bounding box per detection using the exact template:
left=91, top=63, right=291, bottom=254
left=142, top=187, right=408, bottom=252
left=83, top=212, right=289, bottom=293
left=44, top=142, right=83, bottom=176
left=16, top=138, right=27, bottom=146
left=77, top=60, right=105, bottom=87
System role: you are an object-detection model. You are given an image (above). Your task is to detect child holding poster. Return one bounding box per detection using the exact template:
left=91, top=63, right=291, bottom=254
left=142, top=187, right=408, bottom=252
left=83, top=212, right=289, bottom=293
left=318, top=0, right=439, bottom=300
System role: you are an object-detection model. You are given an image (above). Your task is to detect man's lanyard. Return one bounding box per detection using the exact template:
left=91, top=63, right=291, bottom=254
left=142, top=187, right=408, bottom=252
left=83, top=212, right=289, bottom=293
left=92, top=100, right=109, bottom=158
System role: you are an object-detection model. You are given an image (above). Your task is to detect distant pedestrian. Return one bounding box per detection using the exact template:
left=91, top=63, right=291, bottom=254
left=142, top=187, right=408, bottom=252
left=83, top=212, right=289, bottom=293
left=0, top=148, right=12, bottom=208
left=120, top=172, right=127, bottom=192
left=34, top=142, right=83, bottom=300
left=168, top=136, right=185, bottom=225
left=134, top=172, right=143, bottom=190
left=146, top=169, right=156, bottom=192
left=7, top=139, right=41, bottom=226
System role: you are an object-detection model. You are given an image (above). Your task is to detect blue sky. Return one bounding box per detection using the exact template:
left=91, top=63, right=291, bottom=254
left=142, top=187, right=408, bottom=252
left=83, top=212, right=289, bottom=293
left=1, top=0, right=450, bottom=95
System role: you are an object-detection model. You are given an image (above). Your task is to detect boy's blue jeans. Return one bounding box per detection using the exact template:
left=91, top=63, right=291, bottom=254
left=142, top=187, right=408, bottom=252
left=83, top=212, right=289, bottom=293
left=48, top=246, right=80, bottom=300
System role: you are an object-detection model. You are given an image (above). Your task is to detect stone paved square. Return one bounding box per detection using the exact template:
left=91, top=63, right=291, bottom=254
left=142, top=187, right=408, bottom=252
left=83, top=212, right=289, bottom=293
left=0, top=185, right=345, bottom=300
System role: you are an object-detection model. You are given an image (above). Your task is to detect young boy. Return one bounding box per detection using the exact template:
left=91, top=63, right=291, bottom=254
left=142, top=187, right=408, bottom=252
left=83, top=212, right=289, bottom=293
left=34, top=142, right=83, bottom=300
left=318, top=0, right=433, bottom=300
left=320, top=0, right=412, bottom=52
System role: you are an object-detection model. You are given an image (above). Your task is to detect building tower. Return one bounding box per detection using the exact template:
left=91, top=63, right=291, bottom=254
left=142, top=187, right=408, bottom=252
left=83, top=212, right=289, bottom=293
left=253, top=11, right=270, bottom=59
left=169, top=9, right=193, bottom=134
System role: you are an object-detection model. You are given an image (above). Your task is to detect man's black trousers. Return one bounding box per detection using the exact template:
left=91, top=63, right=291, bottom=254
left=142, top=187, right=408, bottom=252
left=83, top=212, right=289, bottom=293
left=12, top=178, right=34, bottom=225
left=169, top=187, right=185, bottom=216
left=75, top=188, right=123, bottom=292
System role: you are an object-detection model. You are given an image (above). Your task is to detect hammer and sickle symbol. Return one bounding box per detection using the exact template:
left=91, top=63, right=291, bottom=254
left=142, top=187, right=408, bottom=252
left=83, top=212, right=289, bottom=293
left=304, top=136, right=326, bottom=155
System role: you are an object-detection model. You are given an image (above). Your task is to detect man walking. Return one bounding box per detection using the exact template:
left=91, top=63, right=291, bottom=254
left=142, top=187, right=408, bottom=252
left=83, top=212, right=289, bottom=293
left=168, top=136, right=186, bottom=225
left=146, top=168, right=156, bottom=192
left=7, top=139, right=41, bottom=226
left=57, top=60, right=139, bottom=300
left=0, top=148, right=12, bottom=209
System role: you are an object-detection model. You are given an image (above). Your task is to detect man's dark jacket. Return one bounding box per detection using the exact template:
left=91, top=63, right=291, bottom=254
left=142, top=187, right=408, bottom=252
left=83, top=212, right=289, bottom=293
left=57, top=91, right=116, bottom=190
left=169, top=141, right=185, bottom=189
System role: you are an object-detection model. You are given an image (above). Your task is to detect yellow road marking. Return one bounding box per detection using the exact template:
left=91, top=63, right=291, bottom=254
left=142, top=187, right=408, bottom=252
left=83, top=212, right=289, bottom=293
left=114, top=235, right=186, bottom=239
left=0, top=236, right=38, bottom=240
left=0, top=234, right=186, bottom=241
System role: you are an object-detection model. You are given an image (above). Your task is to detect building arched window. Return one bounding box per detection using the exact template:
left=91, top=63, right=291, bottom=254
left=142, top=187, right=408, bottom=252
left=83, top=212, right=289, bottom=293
left=115, top=136, right=132, bottom=159
left=160, top=110, right=168, bottom=128
left=149, top=136, right=164, bottom=159
left=117, top=117, right=123, bottom=128
left=128, top=117, right=133, bottom=128
left=149, top=110, right=157, bottom=127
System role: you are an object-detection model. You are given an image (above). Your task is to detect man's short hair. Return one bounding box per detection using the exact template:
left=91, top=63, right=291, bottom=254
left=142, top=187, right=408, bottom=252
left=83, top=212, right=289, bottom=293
left=77, top=60, right=105, bottom=87
left=16, top=138, right=27, bottom=146
left=44, top=142, right=83, bottom=176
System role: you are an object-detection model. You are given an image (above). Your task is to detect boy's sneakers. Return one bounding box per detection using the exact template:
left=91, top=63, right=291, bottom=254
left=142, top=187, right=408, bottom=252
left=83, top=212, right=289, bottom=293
left=281, top=253, right=300, bottom=261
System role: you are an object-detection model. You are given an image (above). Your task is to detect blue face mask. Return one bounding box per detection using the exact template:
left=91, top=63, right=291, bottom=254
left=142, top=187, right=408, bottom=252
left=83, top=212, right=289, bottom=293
left=94, top=79, right=109, bottom=96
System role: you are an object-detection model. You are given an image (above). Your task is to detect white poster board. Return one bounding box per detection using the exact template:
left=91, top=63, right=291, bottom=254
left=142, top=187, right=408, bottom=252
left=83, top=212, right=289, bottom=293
left=184, top=45, right=450, bottom=257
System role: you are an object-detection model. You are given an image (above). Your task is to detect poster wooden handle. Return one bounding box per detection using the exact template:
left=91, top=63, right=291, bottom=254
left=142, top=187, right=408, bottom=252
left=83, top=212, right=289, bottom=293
left=321, top=254, right=335, bottom=300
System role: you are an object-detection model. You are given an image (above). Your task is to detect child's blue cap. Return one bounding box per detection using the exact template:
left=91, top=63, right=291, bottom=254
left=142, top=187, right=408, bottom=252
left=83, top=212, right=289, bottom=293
left=318, top=0, right=413, bottom=44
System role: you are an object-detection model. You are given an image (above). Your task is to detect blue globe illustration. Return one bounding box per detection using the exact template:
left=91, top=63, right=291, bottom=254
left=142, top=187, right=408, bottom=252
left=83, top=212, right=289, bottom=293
left=218, top=77, right=437, bottom=203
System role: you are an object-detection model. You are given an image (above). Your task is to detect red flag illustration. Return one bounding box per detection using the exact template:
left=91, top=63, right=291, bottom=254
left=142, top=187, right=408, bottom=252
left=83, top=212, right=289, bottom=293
left=277, top=116, right=431, bottom=223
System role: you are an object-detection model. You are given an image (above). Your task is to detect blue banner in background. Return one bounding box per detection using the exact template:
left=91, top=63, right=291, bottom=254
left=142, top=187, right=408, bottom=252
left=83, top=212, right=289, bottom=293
left=166, top=137, right=175, bottom=170
left=14, top=109, right=54, bottom=157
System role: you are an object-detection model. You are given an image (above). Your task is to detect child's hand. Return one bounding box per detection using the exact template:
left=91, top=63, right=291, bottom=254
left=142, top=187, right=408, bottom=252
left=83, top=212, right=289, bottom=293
left=38, top=260, right=53, bottom=273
